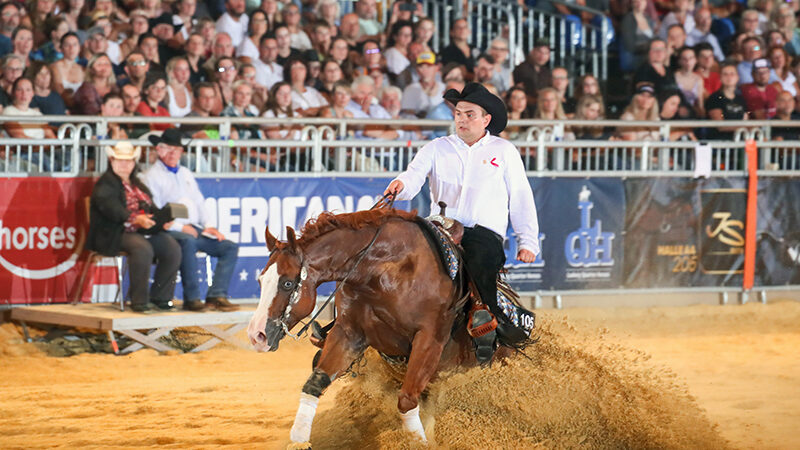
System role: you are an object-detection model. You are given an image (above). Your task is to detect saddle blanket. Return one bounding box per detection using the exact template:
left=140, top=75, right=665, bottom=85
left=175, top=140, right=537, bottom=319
left=419, top=218, right=459, bottom=280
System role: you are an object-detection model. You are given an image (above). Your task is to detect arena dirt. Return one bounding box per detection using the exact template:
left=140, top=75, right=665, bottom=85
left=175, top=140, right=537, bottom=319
left=1, top=300, right=798, bottom=449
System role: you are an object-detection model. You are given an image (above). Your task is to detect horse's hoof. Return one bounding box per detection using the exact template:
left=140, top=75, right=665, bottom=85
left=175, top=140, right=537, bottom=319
left=286, top=442, right=311, bottom=450
left=312, top=350, right=322, bottom=369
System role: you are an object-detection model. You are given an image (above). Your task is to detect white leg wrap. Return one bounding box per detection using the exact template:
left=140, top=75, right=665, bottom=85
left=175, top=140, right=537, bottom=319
left=400, top=405, right=427, bottom=442
left=289, top=393, right=319, bottom=444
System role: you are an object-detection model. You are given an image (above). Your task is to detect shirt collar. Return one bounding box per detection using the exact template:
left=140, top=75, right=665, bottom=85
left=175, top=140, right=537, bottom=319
left=158, top=158, right=180, bottom=174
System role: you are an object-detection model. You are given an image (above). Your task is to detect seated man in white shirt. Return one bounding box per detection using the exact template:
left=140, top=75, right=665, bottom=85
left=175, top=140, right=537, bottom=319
left=401, top=52, right=445, bottom=118
left=252, top=35, right=283, bottom=89
left=215, top=0, right=248, bottom=48
left=143, top=129, right=240, bottom=312
left=385, top=83, right=540, bottom=363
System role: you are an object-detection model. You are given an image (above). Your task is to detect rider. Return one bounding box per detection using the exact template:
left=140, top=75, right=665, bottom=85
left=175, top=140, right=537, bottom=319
left=384, top=82, right=540, bottom=360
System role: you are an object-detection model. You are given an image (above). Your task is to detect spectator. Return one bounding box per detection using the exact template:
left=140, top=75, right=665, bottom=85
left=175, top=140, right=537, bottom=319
left=72, top=53, right=117, bottom=115
left=310, top=22, right=332, bottom=60
left=385, top=20, right=413, bottom=76
left=61, top=0, right=83, bottom=33
left=741, top=9, right=763, bottom=37
left=216, top=0, right=248, bottom=48
left=634, top=39, right=676, bottom=95
left=770, top=91, right=800, bottom=140
left=285, top=57, right=327, bottom=117
left=694, top=42, right=720, bottom=100
left=533, top=87, right=567, bottom=121
left=753, top=0, right=773, bottom=34
left=659, top=0, right=695, bottom=40
left=121, top=83, right=141, bottom=115
left=619, top=82, right=660, bottom=141
left=685, top=7, right=725, bottom=61
left=771, top=4, right=800, bottom=55
left=327, top=37, right=353, bottom=78
left=91, top=13, right=122, bottom=64
left=237, top=62, right=268, bottom=111
left=353, top=39, right=384, bottom=78
left=706, top=0, right=740, bottom=19
left=765, top=29, right=786, bottom=50
left=28, top=61, right=66, bottom=117
left=551, top=66, right=573, bottom=115
left=572, top=94, right=613, bottom=140
left=386, top=0, right=424, bottom=31
left=768, top=46, right=798, bottom=96
left=26, top=0, right=56, bottom=46
left=0, top=54, right=24, bottom=105
left=32, top=16, right=69, bottom=63
left=737, top=36, right=764, bottom=84
left=87, top=142, right=181, bottom=313
left=136, top=72, right=172, bottom=129
left=401, top=51, right=443, bottom=117
left=379, top=85, right=411, bottom=119
left=339, top=13, right=361, bottom=49
left=274, top=24, right=300, bottom=66
left=0, top=3, right=21, bottom=56
left=148, top=13, right=183, bottom=65
left=304, top=50, right=322, bottom=88
left=674, top=46, right=705, bottom=117
left=93, top=0, right=129, bottom=33
left=620, top=0, right=657, bottom=70
left=222, top=80, right=260, bottom=138
left=664, top=24, right=687, bottom=69
left=138, top=33, right=163, bottom=72
left=705, top=62, right=747, bottom=140
left=318, top=59, right=342, bottom=99
left=253, top=35, right=282, bottom=88
left=487, top=38, right=512, bottom=94
left=2, top=77, right=56, bottom=138
left=165, top=56, right=192, bottom=117
left=50, top=33, right=85, bottom=99
left=741, top=58, right=778, bottom=119
left=259, top=0, right=279, bottom=34
left=394, top=41, right=424, bottom=89
left=11, top=26, right=33, bottom=68
left=283, top=3, right=311, bottom=51
left=413, top=17, right=435, bottom=52
left=347, top=74, right=390, bottom=118
left=118, top=51, right=149, bottom=91
left=140, top=0, right=163, bottom=18
left=173, top=0, right=197, bottom=44
left=201, top=32, right=233, bottom=78
left=355, top=0, right=382, bottom=40
left=316, top=0, right=340, bottom=32
left=212, top=56, right=237, bottom=115
left=83, top=26, right=111, bottom=64
left=513, top=38, right=552, bottom=100
left=572, top=74, right=604, bottom=110
left=501, top=86, right=534, bottom=140
left=183, top=82, right=225, bottom=139
left=475, top=54, right=499, bottom=93
left=143, top=129, right=241, bottom=312
left=196, top=18, right=217, bottom=54
left=320, top=80, right=354, bottom=118
left=659, top=89, right=696, bottom=139
left=184, top=32, right=207, bottom=83
left=439, top=18, right=476, bottom=74
left=120, top=10, right=150, bottom=58
left=99, top=93, right=128, bottom=139
left=262, top=81, right=302, bottom=139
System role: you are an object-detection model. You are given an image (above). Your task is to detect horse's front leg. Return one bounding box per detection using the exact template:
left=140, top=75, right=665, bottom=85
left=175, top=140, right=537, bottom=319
left=397, top=330, right=447, bottom=443
left=288, top=325, right=365, bottom=448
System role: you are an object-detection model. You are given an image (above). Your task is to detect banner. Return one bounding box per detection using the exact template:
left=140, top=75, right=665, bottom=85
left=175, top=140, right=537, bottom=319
left=0, top=177, right=95, bottom=305
left=623, top=177, right=746, bottom=288
left=754, top=178, right=800, bottom=286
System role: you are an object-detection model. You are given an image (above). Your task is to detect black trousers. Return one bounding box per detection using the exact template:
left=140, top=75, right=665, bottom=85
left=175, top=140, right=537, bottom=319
left=461, top=226, right=505, bottom=319
left=120, top=232, right=181, bottom=306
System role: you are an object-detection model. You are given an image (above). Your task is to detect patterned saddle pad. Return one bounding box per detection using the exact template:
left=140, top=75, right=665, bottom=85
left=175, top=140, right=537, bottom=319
left=417, top=218, right=459, bottom=280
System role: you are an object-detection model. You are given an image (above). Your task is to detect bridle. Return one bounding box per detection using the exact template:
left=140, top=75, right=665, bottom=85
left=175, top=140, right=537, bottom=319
left=272, top=192, right=396, bottom=340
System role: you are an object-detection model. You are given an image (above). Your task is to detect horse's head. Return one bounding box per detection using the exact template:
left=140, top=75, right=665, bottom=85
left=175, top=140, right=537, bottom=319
left=247, top=226, right=317, bottom=352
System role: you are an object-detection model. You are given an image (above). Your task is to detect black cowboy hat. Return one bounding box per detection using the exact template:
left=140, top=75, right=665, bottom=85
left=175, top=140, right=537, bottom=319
left=149, top=13, right=182, bottom=33
left=148, top=128, right=187, bottom=147
left=443, top=82, right=508, bottom=135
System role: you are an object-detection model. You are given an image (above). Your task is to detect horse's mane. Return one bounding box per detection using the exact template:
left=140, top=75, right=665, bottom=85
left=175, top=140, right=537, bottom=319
left=299, top=208, right=418, bottom=243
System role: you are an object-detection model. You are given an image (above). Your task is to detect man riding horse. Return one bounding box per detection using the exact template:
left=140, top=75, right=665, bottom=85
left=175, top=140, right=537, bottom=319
left=384, top=82, right=540, bottom=361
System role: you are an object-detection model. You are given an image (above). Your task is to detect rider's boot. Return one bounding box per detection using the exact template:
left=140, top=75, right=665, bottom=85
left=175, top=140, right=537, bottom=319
left=469, top=309, right=497, bottom=366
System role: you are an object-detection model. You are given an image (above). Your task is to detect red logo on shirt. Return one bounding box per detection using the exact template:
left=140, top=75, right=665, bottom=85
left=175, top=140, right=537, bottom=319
left=490, top=157, right=499, bottom=167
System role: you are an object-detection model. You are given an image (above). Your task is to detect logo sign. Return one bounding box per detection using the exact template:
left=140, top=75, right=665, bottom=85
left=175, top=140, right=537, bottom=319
left=565, top=186, right=614, bottom=268
left=699, top=188, right=746, bottom=275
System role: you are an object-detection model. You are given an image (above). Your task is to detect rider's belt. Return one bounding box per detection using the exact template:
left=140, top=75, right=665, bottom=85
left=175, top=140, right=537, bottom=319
left=471, top=225, right=503, bottom=243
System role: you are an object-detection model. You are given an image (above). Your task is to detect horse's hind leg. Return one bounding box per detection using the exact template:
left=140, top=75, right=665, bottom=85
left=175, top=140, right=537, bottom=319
left=288, top=325, right=365, bottom=447
left=397, top=330, right=447, bottom=443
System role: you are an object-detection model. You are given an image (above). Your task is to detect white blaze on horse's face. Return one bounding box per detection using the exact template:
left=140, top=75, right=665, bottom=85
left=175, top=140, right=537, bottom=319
left=247, top=263, right=280, bottom=352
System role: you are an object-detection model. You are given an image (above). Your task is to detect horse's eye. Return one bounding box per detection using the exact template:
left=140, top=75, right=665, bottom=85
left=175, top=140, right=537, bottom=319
left=281, top=280, right=295, bottom=291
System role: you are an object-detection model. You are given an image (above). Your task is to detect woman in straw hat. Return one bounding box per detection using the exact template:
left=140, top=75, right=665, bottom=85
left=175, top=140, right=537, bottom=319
left=87, top=142, right=181, bottom=313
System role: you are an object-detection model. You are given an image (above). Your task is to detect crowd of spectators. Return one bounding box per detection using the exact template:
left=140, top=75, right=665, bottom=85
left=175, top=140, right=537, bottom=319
left=2, top=0, right=800, bottom=170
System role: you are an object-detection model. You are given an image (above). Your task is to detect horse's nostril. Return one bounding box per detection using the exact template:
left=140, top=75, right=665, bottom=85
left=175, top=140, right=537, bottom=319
left=256, top=331, right=267, bottom=344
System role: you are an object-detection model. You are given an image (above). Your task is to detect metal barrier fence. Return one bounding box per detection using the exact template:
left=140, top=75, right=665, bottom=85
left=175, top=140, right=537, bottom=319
left=3, top=116, right=800, bottom=176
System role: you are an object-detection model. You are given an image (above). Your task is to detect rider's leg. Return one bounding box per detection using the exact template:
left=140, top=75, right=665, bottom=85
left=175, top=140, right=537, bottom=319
left=289, top=325, right=365, bottom=446
left=397, top=329, right=448, bottom=442
left=461, top=226, right=505, bottom=317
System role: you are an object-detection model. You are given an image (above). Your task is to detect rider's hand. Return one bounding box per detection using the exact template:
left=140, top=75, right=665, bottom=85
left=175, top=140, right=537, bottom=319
left=517, top=249, right=536, bottom=263
left=384, top=179, right=404, bottom=196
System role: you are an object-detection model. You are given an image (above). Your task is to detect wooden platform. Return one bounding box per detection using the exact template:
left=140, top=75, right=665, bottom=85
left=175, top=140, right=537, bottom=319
left=10, top=302, right=256, bottom=354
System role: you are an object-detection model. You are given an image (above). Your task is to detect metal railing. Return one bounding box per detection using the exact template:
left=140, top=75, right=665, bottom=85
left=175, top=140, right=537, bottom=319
left=3, top=116, right=800, bottom=177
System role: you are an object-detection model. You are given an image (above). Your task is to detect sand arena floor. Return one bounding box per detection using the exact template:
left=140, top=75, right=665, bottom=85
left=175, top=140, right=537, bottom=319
left=1, top=300, right=799, bottom=449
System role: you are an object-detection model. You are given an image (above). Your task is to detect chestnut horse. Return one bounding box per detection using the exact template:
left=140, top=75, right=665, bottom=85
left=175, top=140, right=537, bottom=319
left=247, top=208, right=504, bottom=447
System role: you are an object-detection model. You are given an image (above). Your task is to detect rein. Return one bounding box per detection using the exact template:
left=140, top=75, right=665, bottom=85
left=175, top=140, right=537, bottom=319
left=284, top=192, right=396, bottom=340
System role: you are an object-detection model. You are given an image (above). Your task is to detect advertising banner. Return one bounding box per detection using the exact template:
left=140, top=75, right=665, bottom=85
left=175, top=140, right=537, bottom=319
left=623, top=177, right=746, bottom=288
left=754, top=178, right=800, bottom=286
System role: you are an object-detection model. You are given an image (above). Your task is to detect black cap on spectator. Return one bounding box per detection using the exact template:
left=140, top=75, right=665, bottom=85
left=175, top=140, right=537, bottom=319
left=534, top=37, right=550, bottom=48
left=303, top=49, right=320, bottom=63
left=149, top=13, right=182, bottom=32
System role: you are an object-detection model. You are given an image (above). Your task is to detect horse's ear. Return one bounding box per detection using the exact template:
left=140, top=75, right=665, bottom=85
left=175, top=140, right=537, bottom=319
left=265, top=226, right=278, bottom=252
left=286, top=226, right=298, bottom=251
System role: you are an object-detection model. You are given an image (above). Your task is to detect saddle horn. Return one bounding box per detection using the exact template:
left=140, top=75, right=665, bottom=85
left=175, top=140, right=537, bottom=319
left=265, top=226, right=278, bottom=252
left=438, top=201, right=447, bottom=216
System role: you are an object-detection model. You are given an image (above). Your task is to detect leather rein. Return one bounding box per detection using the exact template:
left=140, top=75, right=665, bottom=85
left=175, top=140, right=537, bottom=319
left=280, top=192, right=396, bottom=340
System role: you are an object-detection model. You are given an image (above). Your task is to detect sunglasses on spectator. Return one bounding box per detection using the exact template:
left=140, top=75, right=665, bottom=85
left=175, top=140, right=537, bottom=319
left=128, top=60, right=147, bottom=67
left=365, top=48, right=380, bottom=55
left=217, top=65, right=236, bottom=72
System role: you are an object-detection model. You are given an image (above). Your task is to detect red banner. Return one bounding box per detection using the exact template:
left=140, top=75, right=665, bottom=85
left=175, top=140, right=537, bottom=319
left=0, top=177, right=101, bottom=305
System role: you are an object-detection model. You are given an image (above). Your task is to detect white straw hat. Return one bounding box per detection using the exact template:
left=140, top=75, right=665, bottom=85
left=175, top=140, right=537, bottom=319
left=105, top=141, right=141, bottom=160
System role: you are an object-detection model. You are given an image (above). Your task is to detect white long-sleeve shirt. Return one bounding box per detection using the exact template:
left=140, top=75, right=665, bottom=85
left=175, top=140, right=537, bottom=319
left=142, top=159, right=210, bottom=232
left=394, top=132, right=540, bottom=255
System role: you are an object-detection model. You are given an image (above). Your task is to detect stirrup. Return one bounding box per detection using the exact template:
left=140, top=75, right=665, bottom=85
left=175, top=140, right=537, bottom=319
left=469, top=309, right=497, bottom=366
